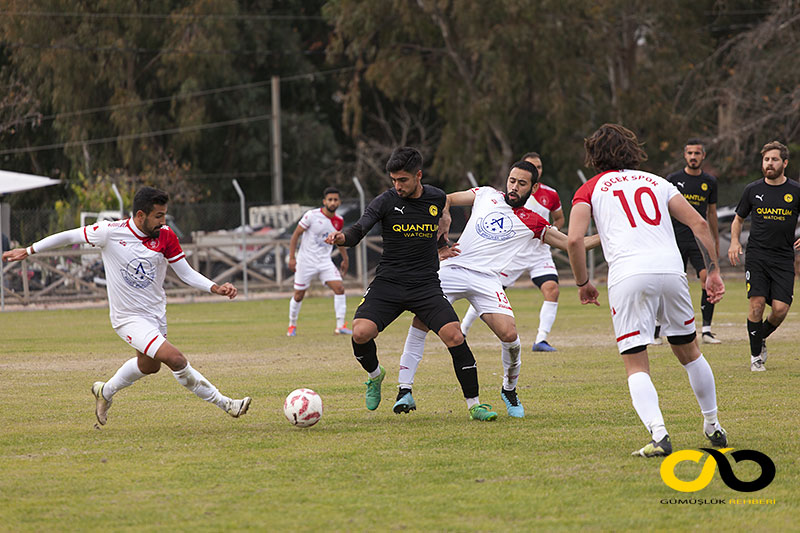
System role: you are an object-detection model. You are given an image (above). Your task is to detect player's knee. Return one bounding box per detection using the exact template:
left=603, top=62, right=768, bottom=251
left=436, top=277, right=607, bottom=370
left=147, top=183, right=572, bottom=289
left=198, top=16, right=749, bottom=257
left=137, top=354, right=161, bottom=374
left=293, top=291, right=306, bottom=302
left=352, top=326, right=376, bottom=344
left=498, top=327, right=518, bottom=343
left=438, top=323, right=464, bottom=346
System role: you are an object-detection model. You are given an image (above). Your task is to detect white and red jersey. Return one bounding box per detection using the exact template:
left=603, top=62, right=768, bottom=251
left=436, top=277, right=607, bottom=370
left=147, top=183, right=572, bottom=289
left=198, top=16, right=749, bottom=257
left=572, top=169, right=685, bottom=287
left=84, top=219, right=187, bottom=327
left=297, top=208, right=344, bottom=263
left=505, top=183, right=562, bottom=270
left=444, top=187, right=549, bottom=275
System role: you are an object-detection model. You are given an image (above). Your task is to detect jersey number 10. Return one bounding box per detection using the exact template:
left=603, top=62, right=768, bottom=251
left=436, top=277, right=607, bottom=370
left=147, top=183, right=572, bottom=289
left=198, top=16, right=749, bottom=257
left=613, top=187, right=661, bottom=227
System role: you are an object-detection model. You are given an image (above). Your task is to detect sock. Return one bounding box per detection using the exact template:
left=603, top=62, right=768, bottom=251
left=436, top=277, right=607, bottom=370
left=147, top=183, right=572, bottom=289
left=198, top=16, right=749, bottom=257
left=627, top=372, right=667, bottom=441
left=501, top=336, right=522, bottom=390
left=747, top=319, right=763, bottom=357
left=172, top=363, right=229, bottom=410
left=333, top=294, right=347, bottom=328
left=761, top=318, right=778, bottom=339
left=352, top=338, right=379, bottom=374
left=289, top=298, right=302, bottom=326
left=465, top=397, right=480, bottom=409
left=448, top=340, right=479, bottom=400
left=654, top=323, right=661, bottom=338
left=683, top=355, right=720, bottom=433
left=398, top=325, right=428, bottom=388
left=461, top=305, right=480, bottom=336
left=701, top=290, right=714, bottom=328
left=103, top=357, right=145, bottom=400
left=536, top=301, right=558, bottom=344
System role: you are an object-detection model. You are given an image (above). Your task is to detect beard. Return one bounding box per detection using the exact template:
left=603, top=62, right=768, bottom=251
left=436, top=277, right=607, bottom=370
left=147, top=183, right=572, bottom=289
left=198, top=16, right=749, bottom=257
left=505, top=189, right=532, bottom=208
left=763, top=164, right=785, bottom=180
left=687, top=160, right=701, bottom=169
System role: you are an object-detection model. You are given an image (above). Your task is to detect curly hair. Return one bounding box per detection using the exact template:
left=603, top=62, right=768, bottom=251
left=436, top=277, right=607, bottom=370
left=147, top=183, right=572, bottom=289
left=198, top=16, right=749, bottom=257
left=760, top=140, right=789, bottom=161
left=584, top=124, right=648, bottom=172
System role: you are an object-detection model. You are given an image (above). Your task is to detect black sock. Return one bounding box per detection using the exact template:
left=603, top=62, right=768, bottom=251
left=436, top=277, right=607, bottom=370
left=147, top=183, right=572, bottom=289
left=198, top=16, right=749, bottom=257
left=448, top=340, right=479, bottom=399
left=397, top=387, right=412, bottom=401
left=654, top=324, right=661, bottom=337
left=761, top=318, right=778, bottom=339
left=747, top=320, right=763, bottom=357
left=701, top=289, right=714, bottom=328
left=352, top=338, right=379, bottom=374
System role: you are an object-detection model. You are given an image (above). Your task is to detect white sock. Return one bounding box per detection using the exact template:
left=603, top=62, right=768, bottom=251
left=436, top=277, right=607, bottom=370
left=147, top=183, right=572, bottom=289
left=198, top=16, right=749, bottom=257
left=501, top=336, right=522, bottom=390
left=702, top=325, right=712, bottom=334
left=536, top=301, right=558, bottom=344
left=288, top=298, right=302, bottom=326
left=334, top=294, right=347, bottom=328
left=627, top=372, right=668, bottom=441
left=398, top=325, right=428, bottom=387
left=461, top=305, right=480, bottom=336
left=466, top=397, right=480, bottom=409
left=103, top=357, right=145, bottom=400
left=172, top=363, right=229, bottom=410
left=683, top=355, right=720, bottom=433
left=367, top=366, right=383, bottom=379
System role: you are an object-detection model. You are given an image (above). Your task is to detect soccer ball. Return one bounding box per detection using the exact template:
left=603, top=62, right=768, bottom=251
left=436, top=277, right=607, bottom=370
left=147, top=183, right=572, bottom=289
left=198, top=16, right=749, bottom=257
left=283, top=388, right=323, bottom=427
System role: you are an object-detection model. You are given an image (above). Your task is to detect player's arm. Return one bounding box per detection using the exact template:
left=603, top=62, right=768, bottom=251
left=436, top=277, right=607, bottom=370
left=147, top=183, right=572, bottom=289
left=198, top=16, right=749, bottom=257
left=728, top=215, right=745, bottom=266
left=707, top=202, right=720, bottom=257
left=287, top=224, right=306, bottom=272
left=439, top=189, right=477, bottom=240
left=337, top=245, right=349, bottom=276
left=669, top=194, right=724, bottom=303
left=551, top=208, right=565, bottom=230
left=2, top=227, right=86, bottom=262
left=327, top=197, right=383, bottom=247
left=543, top=226, right=600, bottom=252
left=566, top=203, right=600, bottom=306
left=170, top=258, right=237, bottom=299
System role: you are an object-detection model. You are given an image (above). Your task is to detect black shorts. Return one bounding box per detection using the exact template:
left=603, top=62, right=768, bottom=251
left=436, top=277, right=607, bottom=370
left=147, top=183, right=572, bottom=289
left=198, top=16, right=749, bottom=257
left=745, top=254, right=795, bottom=305
left=353, top=278, right=460, bottom=333
left=677, top=238, right=705, bottom=277
left=531, top=273, right=559, bottom=288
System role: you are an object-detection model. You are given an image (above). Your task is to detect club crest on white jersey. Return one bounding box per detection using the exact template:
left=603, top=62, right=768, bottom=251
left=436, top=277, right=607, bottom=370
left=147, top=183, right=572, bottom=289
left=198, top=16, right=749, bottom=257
left=476, top=212, right=516, bottom=241
left=121, top=258, right=157, bottom=289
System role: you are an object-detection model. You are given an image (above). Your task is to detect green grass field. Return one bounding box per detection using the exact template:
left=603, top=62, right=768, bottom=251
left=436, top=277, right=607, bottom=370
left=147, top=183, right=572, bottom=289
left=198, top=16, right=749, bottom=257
left=1, top=281, right=797, bottom=531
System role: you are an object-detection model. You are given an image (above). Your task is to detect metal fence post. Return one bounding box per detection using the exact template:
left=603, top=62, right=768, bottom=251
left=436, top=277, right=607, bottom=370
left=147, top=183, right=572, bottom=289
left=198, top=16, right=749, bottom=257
left=352, top=176, right=368, bottom=292
left=232, top=179, right=248, bottom=298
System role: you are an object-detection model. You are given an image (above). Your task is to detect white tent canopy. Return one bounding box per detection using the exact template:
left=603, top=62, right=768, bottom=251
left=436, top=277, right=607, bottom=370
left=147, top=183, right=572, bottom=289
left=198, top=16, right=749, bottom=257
left=1, top=169, right=61, bottom=310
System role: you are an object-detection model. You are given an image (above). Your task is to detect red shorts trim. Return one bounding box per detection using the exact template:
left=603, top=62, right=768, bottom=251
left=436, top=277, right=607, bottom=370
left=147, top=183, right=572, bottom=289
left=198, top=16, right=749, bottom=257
left=616, top=330, right=641, bottom=342
left=684, top=317, right=695, bottom=325
left=144, top=335, right=160, bottom=356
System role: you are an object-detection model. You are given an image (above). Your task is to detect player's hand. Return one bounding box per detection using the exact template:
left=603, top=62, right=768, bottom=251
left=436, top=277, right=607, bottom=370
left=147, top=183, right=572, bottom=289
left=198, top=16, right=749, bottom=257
left=212, top=282, right=238, bottom=299
left=438, top=242, right=460, bottom=261
left=727, top=241, right=742, bottom=266
left=2, top=248, right=28, bottom=262
left=578, top=282, right=600, bottom=306
left=288, top=257, right=297, bottom=272
left=705, top=271, right=725, bottom=304
left=794, top=237, right=800, bottom=250
left=325, top=232, right=345, bottom=245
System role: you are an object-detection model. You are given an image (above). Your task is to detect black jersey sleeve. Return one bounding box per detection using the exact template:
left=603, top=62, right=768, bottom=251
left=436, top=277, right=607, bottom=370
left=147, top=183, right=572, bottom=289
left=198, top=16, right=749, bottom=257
left=708, top=175, right=718, bottom=205
left=342, top=193, right=388, bottom=247
left=735, top=183, right=753, bottom=219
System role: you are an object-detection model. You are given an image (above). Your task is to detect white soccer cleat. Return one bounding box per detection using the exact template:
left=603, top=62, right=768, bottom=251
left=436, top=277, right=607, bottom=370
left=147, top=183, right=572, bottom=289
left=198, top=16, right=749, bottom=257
left=701, top=332, right=722, bottom=344
left=226, top=397, right=251, bottom=418
left=91, top=381, right=112, bottom=425
left=652, top=337, right=663, bottom=346
left=750, top=357, right=766, bottom=372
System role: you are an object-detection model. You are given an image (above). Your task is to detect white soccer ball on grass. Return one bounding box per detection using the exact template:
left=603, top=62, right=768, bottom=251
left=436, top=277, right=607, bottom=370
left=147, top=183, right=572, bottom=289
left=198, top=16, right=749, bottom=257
left=283, top=388, right=323, bottom=427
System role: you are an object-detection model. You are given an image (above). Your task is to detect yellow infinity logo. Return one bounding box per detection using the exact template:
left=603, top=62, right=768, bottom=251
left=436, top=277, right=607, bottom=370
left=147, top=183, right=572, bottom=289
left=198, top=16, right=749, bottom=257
left=660, top=448, right=775, bottom=493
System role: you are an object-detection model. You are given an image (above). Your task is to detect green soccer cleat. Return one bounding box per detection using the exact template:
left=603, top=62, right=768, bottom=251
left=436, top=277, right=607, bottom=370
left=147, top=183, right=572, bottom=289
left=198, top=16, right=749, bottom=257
left=705, top=427, right=728, bottom=447
left=364, top=365, right=386, bottom=411
left=91, top=381, right=112, bottom=426
left=393, top=391, right=417, bottom=414
left=469, top=404, right=498, bottom=421
left=632, top=435, right=672, bottom=457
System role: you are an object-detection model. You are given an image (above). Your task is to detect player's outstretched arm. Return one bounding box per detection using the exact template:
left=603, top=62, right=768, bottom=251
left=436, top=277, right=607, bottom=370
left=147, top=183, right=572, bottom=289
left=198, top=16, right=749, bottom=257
left=567, top=203, right=600, bottom=306
left=288, top=224, right=306, bottom=272
left=324, top=231, right=346, bottom=246
left=170, top=258, right=236, bottom=299
left=337, top=246, right=349, bottom=275
left=728, top=215, right=745, bottom=266
left=3, top=227, right=86, bottom=263
left=543, top=227, right=600, bottom=252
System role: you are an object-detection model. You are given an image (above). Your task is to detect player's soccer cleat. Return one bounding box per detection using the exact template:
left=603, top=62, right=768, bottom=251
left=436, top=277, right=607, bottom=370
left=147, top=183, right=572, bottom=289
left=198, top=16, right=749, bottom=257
left=500, top=388, right=525, bottom=418
left=751, top=357, right=766, bottom=372
left=760, top=340, right=768, bottom=362
left=702, top=332, right=722, bottom=344
left=226, top=397, right=251, bottom=418
left=286, top=325, right=297, bottom=337
left=393, top=391, right=417, bottom=414
left=334, top=323, right=353, bottom=335
left=632, top=435, right=672, bottom=457
left=705, top=427, right=728, bottom=447
left=469, top=404, right=498, bottom=421
left=91, top=381, right=112, bottom=426
left=364, top=365, right=386, bottom=411
left=532, top=340, right=556, bottom=352
left=652, top=337, right=664, bottom=346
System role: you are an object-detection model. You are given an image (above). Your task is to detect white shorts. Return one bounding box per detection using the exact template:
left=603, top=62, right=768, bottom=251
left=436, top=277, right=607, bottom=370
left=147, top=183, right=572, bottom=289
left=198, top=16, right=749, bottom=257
left=114, top=315, right=168, bottom=358
left=439, top=265, right=515, bottom=317
left=500, top=254, right=558, bottom=287
left=608, top=273, right=696, bottom=353
left=293, top=257, right=342, bottom=291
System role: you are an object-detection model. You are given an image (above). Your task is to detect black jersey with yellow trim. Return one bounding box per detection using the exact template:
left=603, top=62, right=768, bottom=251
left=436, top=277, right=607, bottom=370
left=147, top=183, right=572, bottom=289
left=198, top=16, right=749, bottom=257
left=736, top=178, right=800, bottom=260
left=666, top=169, right=718, bottom=241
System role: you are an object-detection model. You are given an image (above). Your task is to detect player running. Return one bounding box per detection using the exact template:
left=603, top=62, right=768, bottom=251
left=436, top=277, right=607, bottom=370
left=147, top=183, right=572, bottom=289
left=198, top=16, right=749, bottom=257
left=325, top=147, right=498, bottom=421
left=568, top=123, right=727, bottom=457
left=2, top=187, right=250, bottom=426
left=286, top=187, right=351, bottom=336
left=460, top=151, right=565, bottom=352
left=392, top=160, right=600, bottom=418
left=728, top=141, right=800, bottom=372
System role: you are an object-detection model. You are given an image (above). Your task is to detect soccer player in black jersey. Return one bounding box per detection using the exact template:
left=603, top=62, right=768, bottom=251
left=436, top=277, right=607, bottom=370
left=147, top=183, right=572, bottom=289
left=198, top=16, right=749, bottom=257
left=659, top=139, right=722, bottom=344
left=325, top=147, right=498, bottom=421
left=728, top=141, right=800, bottom=372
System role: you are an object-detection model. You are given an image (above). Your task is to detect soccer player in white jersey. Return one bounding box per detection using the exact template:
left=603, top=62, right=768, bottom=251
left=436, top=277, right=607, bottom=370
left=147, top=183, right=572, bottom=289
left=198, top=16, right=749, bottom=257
left=393, top=160, right=600, bottom=418
left=287, top=187, right=351, bottom=336
left=567, top=124, right=727, bottom=457
left=2, top=187, right=251, bottom=426
left=460, top=152, right=565, bottom=352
